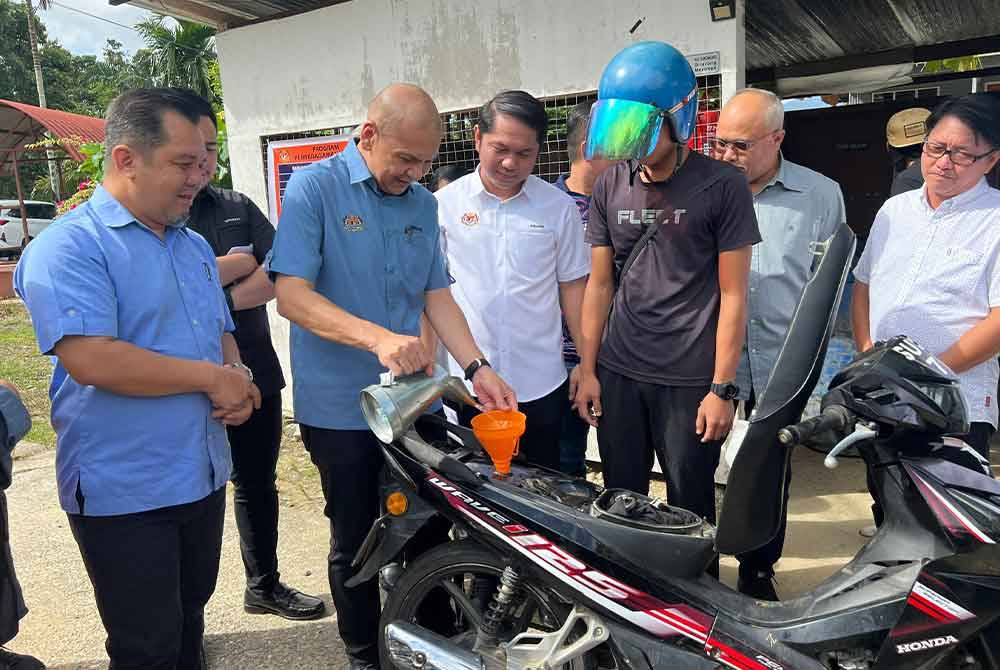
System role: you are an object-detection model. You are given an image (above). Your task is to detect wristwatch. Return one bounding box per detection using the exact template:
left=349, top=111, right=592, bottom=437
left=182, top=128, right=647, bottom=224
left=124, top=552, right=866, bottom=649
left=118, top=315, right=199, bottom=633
left=226, top=362, right=254, bottom=384
left=464, top=357, right=491, bottom=381
left=710, top=381, right=739, bottom=400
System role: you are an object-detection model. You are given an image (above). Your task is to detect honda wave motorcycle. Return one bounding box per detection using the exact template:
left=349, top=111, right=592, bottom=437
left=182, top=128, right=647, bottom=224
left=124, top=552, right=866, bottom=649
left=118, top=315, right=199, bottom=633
left=352, top=224, right=1000, bottom=669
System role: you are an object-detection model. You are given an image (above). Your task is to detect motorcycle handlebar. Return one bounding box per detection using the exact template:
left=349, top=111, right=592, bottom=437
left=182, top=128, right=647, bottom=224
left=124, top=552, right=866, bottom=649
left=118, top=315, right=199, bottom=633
left=778, top=406, right=855, bottom=446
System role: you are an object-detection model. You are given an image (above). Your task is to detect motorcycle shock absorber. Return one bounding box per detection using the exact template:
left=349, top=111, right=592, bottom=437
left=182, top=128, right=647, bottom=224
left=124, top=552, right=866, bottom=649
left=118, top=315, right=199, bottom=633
left=475, top=566, right=524, bottom=652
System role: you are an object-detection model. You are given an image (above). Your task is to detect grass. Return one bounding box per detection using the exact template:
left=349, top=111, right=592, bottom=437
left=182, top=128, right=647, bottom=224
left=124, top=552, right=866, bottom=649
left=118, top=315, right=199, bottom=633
left=0, top=299, right=55, bottom=448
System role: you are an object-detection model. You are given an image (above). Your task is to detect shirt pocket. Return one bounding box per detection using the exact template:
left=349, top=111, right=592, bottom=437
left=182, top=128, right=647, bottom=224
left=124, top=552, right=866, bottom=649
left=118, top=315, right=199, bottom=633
left=402, top=228, right=433, bottom=293
left=509, top=230, right=556, bottom=279
left=938, top=246, right=985, bottom=297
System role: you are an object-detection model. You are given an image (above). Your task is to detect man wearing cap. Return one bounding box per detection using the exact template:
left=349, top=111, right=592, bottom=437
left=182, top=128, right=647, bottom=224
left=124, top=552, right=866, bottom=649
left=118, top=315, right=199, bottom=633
left=886, top=107, right=931, bottom=197
left=712, top=88, right=848, bottom=600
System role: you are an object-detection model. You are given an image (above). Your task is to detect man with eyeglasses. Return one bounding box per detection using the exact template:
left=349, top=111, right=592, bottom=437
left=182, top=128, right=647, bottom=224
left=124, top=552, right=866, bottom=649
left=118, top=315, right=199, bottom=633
left=853, top=94, right=1000, bottom=463
left=712, top=88, right=848, bottom=601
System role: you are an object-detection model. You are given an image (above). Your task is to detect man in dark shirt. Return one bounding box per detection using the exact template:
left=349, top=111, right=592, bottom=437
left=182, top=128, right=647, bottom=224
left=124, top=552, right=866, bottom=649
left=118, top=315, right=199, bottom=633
left=554, top=101, right=612, bottom=476
left=181, top=91, right=324, bottom=621
left=886, top=107, right=930, bottom=197
left=0, top=381, right=43, bottom=670
left=574, top=42, right=760, bottom=527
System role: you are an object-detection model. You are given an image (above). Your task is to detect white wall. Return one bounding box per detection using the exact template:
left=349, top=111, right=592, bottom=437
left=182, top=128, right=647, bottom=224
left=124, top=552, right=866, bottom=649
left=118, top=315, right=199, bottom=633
left=215, top=0, right=746, bottom=406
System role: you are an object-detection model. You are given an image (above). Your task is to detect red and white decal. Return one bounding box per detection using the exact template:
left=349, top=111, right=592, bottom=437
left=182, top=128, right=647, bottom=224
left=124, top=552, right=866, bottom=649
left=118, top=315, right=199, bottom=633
left=907, top=582, right=976, bottom=624
left=908, top=469, right=995, bottom=544
left=427, top=476, right=776, bottom=670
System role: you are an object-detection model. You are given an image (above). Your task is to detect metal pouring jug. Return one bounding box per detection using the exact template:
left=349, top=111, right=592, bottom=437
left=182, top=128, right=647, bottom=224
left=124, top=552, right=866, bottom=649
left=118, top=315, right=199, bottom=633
left=360, top=365, right=477, bottom=444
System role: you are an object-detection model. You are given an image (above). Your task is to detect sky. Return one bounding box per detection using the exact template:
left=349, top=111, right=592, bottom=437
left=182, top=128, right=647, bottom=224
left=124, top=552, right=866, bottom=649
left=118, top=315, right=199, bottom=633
left=33, top=0, right=154, bottom=56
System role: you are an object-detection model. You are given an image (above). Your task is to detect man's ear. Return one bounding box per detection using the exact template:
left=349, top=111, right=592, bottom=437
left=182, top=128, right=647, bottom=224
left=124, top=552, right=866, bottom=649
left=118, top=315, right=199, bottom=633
left=358, top=121, right=377, bottom=151
left=110, top=144, right=140, bottom=178
left=473, top=124, right=483, bottom=155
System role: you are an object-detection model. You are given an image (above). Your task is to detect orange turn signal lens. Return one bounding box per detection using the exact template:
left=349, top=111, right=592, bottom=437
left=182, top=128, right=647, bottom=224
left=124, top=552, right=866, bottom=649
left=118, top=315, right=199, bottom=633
left=386, top=491, right=409, bottom=516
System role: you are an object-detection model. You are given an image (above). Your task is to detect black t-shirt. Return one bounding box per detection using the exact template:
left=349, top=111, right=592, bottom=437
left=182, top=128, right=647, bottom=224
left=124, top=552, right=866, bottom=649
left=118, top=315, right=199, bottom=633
left=187, top=186, right=285, bottom=396
left=586, top=153, right=760, bottom=386
left=889, top=162, right=923, bottom=197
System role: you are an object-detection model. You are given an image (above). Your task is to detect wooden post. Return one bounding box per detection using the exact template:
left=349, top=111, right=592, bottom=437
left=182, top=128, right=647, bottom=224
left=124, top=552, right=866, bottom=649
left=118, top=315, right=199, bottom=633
left=11, top=153, right=30, bottom=250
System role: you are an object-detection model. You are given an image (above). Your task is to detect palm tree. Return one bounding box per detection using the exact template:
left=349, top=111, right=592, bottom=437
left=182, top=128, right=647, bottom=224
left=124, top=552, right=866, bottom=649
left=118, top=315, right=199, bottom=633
left=23, top=0, right=60, bottom=200
left=135, top=16, right=218, bottom=102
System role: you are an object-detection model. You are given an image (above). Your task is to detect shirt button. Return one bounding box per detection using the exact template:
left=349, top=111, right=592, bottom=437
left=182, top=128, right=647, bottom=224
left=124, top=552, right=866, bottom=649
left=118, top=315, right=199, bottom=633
left=192, top=319, right=199, bottom=326
left=387, top=266, right=395, bottom=274
left=66, top=308, right=77, bottom=317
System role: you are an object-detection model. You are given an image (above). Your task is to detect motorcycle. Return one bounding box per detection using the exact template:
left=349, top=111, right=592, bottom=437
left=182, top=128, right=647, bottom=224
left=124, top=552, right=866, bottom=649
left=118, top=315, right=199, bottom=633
left=351, top=224, right=1000, bottom=669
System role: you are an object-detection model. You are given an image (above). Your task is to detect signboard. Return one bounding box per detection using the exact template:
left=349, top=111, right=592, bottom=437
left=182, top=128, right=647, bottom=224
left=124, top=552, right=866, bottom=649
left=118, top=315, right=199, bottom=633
left=688, top=51, right=721, bottom=77
left=266, top=135, right=351, bottom=224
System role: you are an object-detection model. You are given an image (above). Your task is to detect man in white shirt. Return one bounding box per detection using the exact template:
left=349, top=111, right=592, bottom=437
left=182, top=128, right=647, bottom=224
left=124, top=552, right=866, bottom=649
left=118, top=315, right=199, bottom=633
left=436, top=90, right=590, bottom=470
left=853, top=94, right=1000, bottom=461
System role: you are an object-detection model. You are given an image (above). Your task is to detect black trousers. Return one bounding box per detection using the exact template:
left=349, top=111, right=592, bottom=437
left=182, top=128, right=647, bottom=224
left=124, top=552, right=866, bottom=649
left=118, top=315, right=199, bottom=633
left=300, top=416, right=447, bottom=666
left=455, top=379, right=568, bottom=471
left=595, top=367, right=721, bottom=524
left=227, top=392, right=283, bottom=593
left=68, top=488, right=226, bottom=670
left=0, top=490, right=27, bottom=645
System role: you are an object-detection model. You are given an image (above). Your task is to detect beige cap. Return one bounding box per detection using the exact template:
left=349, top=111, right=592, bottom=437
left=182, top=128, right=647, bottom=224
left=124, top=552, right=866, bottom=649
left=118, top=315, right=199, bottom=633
left=886, top=107, right=931, bottom=148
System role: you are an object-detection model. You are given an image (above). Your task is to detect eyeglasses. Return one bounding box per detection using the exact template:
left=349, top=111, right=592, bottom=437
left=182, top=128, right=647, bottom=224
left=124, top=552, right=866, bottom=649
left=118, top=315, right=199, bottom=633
left=922, top=141, right=997, bottom=167
left=710, top=130, right=780, bottom=155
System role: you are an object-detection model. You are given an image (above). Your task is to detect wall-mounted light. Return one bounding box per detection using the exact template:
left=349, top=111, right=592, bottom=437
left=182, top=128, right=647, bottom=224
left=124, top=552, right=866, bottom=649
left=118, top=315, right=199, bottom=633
left=710, top=0, right=736, bottom=21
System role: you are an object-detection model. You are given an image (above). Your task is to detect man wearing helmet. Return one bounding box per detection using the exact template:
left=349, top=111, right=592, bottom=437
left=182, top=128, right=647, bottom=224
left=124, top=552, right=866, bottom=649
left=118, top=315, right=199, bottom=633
left=574, top=42, right=760, bottom=532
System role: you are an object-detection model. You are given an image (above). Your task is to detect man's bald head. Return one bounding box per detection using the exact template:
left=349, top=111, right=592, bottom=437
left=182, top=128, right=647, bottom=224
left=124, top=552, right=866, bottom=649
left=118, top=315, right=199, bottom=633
left=357, top=83, right=443, bottom=195
left=367, top=83, right=442, bottom=138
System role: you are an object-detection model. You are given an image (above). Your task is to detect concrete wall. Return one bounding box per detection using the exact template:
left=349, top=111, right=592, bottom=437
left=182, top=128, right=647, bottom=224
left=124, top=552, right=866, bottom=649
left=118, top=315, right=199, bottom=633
left=214, top=0, right=746, bottom=406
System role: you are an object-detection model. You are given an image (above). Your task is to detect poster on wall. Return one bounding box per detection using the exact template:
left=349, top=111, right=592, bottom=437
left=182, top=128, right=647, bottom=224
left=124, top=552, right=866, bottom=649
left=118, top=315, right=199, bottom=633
left=266, top=135, right=352, bottom=224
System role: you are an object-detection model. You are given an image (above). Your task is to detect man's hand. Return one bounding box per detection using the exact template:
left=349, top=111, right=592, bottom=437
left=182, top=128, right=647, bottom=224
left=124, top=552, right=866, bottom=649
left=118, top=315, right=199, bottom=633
left=372, top=331, right=434, bottom=376
left=696, top=392, right=735, bottom=443
left=206, top=365, right=253, bottom=411
left=212, top=383, right=262, bottom=426
left=472, top=367, right=517, bottom=412
left=573, top=370, right=602, bottom=427
left=568, top=365, right=582, bottom=403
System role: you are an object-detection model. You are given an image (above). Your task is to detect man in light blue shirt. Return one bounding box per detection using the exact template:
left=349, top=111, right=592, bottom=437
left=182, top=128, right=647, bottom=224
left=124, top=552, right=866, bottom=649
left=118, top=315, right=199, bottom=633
left=15, top=89, right=260, bottom=670
left=271, top=83, right=515, bottom=670
left=713, top=88, right=848, bottom=600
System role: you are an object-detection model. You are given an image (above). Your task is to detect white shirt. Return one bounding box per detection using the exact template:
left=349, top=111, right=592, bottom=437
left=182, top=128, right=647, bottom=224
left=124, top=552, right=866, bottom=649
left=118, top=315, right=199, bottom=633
left=436, top=169, right=590, bottom=401
left=855, top=178, right=1000, bottom=426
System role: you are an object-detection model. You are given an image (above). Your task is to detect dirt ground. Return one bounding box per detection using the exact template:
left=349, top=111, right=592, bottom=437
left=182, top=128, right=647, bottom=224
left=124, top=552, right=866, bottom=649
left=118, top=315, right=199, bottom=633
left=6, top=435, right=996, bottom=669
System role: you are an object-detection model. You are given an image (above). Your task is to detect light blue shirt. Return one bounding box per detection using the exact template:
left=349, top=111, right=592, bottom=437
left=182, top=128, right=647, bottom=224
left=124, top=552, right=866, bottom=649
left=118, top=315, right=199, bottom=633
left=14, top=186, right=235, bottom=516
left=737, top=157, right=848, bottom=401
left=269, top=140, right=449, bottom=429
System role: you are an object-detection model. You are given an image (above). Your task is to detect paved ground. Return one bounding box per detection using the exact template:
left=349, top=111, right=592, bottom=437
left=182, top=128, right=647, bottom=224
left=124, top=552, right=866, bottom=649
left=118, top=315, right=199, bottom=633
left=5, top=436, right=996, bottom=668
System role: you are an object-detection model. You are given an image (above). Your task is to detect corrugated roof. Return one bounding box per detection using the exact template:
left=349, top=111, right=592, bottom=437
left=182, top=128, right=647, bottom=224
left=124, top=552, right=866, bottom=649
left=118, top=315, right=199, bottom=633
left=0, top=99, right=105, bottom=174
left=110, top=0, right=349, bottom=29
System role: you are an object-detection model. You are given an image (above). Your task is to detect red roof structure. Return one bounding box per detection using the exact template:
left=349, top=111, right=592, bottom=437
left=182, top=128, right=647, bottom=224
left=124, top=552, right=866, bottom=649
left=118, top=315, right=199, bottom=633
left=0, top=99, right=105, bottom=174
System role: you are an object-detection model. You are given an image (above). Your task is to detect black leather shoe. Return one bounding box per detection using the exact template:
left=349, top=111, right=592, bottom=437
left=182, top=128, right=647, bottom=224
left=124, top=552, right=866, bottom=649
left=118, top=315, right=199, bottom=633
left=347, top=661, right=378, bottom=670
left=738, top=570, right=779, bottom=601
left=0, top=648, right=45, bottom=670
left=244, top=582, right=325, bottom=620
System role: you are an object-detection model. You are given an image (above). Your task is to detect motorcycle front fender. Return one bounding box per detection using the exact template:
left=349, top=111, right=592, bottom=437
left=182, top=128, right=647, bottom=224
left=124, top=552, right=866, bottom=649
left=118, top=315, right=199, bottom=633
left=346, top=493, right=438, bottom=588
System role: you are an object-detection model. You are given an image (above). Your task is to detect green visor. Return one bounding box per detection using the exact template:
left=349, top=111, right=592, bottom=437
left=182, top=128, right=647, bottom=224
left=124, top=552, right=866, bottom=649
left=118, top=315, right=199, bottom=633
left=584, top=98, right=664, bottom=161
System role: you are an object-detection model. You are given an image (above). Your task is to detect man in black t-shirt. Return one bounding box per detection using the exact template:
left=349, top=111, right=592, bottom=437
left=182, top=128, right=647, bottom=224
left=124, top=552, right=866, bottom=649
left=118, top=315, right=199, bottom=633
left=574, top=43, right=760, bottom=527
left=181, top=91, right=324, bottom=622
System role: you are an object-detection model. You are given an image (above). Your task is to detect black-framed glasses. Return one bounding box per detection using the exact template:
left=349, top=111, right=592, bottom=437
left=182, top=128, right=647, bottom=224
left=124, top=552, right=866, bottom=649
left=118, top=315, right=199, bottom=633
left=922, top=140, right=997, bottom=167
left=710, top=130, right=779, bottom=155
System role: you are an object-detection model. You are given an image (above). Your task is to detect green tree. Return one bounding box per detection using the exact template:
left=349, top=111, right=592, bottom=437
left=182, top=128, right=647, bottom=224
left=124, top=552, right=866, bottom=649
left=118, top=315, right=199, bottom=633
left=135, top=16, right=218, bottom=102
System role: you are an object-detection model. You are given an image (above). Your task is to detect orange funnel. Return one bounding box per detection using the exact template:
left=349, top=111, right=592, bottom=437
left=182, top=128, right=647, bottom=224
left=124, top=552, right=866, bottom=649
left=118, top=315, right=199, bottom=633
left=471, top=410, right=526, bottom=477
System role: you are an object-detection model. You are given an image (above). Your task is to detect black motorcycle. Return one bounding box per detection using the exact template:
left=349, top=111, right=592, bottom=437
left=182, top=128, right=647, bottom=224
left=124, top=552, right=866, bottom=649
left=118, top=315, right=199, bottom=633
left=352, top=224, right=1000, bottom=669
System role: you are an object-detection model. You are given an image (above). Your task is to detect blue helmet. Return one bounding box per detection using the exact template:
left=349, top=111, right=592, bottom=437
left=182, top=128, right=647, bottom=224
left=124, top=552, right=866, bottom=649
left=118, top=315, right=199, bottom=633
left=585, top=41, right=699, bottom=160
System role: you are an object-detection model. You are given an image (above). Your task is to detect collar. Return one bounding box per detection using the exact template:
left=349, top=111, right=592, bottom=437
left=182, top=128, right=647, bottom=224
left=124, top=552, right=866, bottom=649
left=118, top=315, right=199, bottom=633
left=89, top=185, right=139, bottom=229
left=344, top=139, right=373, bottom=185
left=762, top=155, right=806, bottom=194
left=470, top=165, right=531, bottom=203
left=195, top=184, right=222, bottom=203
left=554, top=173, right=586, bottom=198
left=91, top=184, right=188, bottom=231
left=920, top=177, right=990, bottom=213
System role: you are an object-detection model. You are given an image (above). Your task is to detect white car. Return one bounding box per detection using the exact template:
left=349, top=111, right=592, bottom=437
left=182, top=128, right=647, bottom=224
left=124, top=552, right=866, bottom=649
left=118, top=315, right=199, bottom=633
left=0, top=200, right=57, bottom=258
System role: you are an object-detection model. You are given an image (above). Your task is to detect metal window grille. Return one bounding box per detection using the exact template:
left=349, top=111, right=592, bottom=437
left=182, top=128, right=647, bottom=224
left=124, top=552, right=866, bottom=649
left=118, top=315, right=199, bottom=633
left=258, top=73, right=723, bottom=189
